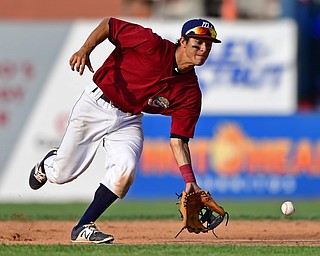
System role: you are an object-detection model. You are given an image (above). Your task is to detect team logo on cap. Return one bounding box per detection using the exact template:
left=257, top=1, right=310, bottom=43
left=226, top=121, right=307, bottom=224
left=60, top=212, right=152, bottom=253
left=201, top=21, right=211, bottom=28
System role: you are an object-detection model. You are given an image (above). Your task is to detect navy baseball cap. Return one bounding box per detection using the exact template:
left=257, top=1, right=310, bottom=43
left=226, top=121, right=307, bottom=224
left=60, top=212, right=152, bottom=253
left=181, top=18, right=221, bottom=43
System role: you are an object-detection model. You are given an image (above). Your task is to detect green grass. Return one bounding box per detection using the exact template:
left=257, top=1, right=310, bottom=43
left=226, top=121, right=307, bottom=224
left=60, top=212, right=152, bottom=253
left=0, top=200, right=319, bottom=221
left=1, top=200, right=320, bottom=255
left=0, top=201, right=178, bottom=221
left=0, top=244, right=319, bottom=256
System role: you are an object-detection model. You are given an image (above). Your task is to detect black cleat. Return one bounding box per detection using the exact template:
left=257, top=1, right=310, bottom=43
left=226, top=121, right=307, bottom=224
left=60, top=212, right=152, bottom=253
left=29, top=148, right=57, bottom=190
left=71, top=222, right=114, bottom=244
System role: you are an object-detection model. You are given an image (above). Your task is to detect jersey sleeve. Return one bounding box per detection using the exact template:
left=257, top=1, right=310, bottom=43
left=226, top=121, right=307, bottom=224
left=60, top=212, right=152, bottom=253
left=170, top=111, right=200, bottom=139
left=109, top=17, right=162, bottom=54
left=170, top=76, right=202, bottom=139
left=170, top=89, right=201, bottom=139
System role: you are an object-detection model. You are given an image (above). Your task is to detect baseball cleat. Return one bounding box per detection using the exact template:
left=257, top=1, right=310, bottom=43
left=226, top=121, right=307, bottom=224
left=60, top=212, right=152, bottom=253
left=29, top=148, right=57, bottom=190
left=71, top=222, right=114, bottom=244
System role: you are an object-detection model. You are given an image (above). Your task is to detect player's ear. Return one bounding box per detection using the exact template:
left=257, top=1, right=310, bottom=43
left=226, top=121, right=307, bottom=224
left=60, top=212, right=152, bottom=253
left=180, top=36, right=190, bottom=48
left=180, top=36, right=188, bottom=48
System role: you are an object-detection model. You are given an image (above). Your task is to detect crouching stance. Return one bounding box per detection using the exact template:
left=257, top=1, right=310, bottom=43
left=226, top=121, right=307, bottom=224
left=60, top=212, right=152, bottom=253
left=29, top=16, right=223, bottom=244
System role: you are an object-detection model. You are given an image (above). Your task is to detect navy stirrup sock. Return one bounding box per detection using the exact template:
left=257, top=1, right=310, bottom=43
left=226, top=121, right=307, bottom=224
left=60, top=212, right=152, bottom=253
left=75, top=183, right=118, bottom=228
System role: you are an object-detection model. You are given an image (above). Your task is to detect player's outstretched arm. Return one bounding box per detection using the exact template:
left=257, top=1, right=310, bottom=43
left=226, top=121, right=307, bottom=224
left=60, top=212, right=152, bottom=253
left=69, top=17, right=111, bottom=75
left=169, top=138, right=201, bottom=194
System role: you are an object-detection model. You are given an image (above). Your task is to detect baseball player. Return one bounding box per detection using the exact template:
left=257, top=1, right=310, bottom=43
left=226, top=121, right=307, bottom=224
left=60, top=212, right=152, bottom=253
left=29, top=17, right=221, bottom=244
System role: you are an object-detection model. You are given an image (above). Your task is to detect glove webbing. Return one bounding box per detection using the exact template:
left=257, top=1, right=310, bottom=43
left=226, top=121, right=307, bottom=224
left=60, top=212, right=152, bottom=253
left=175, top=192, right=229, bottom=238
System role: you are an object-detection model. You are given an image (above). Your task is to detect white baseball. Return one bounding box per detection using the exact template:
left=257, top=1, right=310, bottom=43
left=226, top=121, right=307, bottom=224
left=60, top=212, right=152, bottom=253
left=281, top=201, right=295, bottom=216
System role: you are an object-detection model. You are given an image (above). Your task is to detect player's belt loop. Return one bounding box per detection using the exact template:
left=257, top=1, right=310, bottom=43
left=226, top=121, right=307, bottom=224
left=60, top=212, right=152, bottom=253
left=91, top=86, right=103, bottom=101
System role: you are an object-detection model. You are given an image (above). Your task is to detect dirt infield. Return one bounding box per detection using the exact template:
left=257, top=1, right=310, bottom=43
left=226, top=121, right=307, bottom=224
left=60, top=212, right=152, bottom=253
left=1, top=220, right=320, bottom=246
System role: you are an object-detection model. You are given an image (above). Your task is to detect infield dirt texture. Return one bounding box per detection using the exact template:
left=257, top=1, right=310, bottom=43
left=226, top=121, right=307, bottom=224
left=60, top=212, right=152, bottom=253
left=1, top=220, right=320, bottom=246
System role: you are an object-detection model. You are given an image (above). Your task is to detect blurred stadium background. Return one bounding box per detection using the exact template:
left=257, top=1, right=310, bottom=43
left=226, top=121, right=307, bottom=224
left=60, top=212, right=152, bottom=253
left=0, top=0, right=320, bottom=203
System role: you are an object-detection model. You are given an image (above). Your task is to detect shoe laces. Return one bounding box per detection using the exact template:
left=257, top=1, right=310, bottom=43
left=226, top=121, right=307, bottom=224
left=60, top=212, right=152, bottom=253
left=83, top=222, right=99, bottom=232
left=34, top=164, right=46, bottom=182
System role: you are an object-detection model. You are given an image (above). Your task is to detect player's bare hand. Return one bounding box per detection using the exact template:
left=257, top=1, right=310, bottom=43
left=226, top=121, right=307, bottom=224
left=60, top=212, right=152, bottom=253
left=69, top=49, right=94, bottom=76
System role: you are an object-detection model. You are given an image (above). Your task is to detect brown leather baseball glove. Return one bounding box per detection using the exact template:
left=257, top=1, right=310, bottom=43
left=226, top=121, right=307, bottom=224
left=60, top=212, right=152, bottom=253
left=175, top=190, right=229, bottom=238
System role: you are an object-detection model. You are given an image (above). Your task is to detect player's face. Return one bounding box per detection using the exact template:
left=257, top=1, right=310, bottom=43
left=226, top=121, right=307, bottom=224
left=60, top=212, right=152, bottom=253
left=186, top=38, right=212, bottom=66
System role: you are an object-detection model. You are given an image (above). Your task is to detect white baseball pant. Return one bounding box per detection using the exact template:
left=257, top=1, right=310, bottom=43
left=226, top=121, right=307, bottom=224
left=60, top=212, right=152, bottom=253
left=43, top=81, right=144, bottom=198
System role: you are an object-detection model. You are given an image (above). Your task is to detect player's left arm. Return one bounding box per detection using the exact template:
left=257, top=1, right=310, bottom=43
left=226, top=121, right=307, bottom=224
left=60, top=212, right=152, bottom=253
left=69, top=17, right=111, bottom=75
left=169, top=137, right=201, bottom=194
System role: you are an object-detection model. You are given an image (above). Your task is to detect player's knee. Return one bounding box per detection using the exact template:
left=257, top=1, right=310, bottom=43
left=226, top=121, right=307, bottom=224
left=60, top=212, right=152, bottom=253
left=118, top=160, right=137, bottom=182
left=114, top=160, right=137, bottom=189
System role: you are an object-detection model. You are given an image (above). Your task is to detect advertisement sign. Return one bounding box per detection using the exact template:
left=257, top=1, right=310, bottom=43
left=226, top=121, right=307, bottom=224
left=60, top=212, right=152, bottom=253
left=0, top=22, right=70, bottom=175
left=198, top=19, right=297, bottom=114
left=128, top=115, right=320, bottom=199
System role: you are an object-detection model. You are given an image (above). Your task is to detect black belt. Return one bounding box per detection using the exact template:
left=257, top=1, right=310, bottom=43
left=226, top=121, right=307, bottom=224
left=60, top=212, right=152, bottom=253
left=100, top=94, right=118, bottom=108
left=93, top=87, right=125, bottom=112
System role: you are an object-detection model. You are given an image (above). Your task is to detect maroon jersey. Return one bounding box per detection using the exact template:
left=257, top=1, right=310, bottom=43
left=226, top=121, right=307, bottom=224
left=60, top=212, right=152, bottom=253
left=93, top=18, right=202, bottom=138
